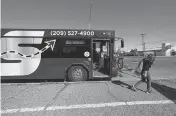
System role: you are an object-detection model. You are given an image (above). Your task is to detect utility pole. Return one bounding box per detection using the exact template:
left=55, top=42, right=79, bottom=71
left=88, top=1, right=92, bottom=29
left=141, top=33, right=146, bottom=56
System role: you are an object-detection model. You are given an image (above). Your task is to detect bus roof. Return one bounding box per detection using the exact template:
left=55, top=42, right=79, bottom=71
left=1, top=28, right=115, bottom=39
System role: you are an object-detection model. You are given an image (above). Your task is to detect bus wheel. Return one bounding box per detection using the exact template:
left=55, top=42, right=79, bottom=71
left=67, top=66, right=88, bottom=81
left=118, top=58, right=123, bottom=69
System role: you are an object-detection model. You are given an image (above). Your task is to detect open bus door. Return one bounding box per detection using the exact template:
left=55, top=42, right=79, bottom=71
left=92, top=39, right=112, bottom=79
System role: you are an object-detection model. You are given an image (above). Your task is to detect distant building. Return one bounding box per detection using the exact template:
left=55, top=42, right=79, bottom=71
left=159, top=43, right=176, bottom=56
left=137, top=43, right=176, bottom=56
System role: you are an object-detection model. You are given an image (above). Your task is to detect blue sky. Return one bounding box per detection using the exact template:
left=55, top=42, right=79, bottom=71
left=2, top=0, right=176, bottom=51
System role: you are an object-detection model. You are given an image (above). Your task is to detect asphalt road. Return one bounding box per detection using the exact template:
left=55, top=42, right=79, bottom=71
left=1, top=56, right=176, bottom=116
left=1, top=79, right=176, bottom=116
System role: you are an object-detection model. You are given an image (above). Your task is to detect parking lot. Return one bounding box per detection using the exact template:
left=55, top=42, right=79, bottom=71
left=1, top=56, right=176, bottom=116
left=1, top=79, right=176, bottom=116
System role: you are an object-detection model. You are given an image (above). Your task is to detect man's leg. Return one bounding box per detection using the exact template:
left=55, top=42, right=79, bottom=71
left=146, top=72, right=152, bottom=93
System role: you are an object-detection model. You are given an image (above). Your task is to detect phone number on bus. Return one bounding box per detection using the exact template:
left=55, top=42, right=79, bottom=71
left=50, top=30, right=95, bottom=36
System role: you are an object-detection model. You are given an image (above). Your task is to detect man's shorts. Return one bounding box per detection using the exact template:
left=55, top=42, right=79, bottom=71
left=141, top=71, right=148, bottom=82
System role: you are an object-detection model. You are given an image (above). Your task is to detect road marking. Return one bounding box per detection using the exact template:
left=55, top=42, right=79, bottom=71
left=1, top=109, right=19, bottom=114
left=1, top=100, right=175, bottom=114
left=20, top=107, right=45, bottom=112
left=153, top=77, right=175, bottom=80
left=126, top=100, right=174, bottom=105
left=46, top=102, right=126, bottom=110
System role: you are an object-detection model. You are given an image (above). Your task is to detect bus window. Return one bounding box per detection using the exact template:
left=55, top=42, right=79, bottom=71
left=61, top=46, right=91, bottom=58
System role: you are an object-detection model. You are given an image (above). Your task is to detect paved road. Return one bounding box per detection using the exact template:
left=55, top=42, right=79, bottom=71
left=122, top=56, right=176, bottom=80
left=1, top=79, right=176, bottom=116
left=1, top=56, right=176, bottom=116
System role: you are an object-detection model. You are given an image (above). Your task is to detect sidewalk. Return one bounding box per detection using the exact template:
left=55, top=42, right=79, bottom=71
left=112, top=66, right=140, bottom=81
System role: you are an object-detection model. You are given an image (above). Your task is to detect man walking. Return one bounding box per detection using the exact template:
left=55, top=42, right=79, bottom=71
left=131, top=54, right=155, bottom=94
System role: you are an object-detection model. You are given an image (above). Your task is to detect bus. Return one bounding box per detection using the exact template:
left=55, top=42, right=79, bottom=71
left=1, top=28, right=124, bottom=81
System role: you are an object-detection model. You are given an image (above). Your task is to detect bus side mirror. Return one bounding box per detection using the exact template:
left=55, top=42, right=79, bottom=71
left=121, top=40, right=124, bottom=48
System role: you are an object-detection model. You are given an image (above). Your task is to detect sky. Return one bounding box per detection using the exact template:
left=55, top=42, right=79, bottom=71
left=1, top=0, right=176, bottom=51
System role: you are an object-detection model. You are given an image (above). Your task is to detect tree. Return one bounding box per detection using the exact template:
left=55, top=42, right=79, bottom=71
left=130, top=49, right=137, bottom=56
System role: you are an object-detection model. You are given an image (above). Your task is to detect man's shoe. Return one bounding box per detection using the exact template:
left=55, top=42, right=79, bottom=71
left=146, top=90, right=152, bottom=94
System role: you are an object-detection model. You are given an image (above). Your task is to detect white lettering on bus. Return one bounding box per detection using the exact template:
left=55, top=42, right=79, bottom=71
left=50, top=30, right=95, bottom=36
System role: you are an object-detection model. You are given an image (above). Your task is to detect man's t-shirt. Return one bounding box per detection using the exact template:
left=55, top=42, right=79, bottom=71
left=142, top=58, right=153, bottom=71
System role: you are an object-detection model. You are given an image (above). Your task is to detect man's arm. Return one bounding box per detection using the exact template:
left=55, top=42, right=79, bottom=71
left=150, top=57, right=155, bottom=65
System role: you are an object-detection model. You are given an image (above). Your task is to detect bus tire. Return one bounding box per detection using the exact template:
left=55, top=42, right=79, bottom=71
left=67, top=66, right=88, bottom=82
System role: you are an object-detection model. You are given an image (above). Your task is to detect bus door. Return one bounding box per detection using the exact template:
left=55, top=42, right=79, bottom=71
left=92, top=39, right=111, bottom=78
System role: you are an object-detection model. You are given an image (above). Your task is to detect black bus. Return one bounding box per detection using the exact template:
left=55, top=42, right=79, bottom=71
left=1, top=28, right=124, bottom=81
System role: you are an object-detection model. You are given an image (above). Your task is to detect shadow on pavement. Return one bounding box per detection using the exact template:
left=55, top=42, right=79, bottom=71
left=151, top=81, right=176, bottom=104
left=112, top=81, right=146, bottom=92
left=112, top=81, right=133, bottom=90
left=112, top=80, right=176, bottom=104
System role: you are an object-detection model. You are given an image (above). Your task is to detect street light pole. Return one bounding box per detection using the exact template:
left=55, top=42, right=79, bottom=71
left=88, top=1, right=92, bottom=29
left=141, top=33, right=146, bottom=56
left=141, top=33, right=146, bottom=51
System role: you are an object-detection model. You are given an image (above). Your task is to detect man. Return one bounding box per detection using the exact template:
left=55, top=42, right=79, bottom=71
left=131, top=54, right=155, bottom=94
